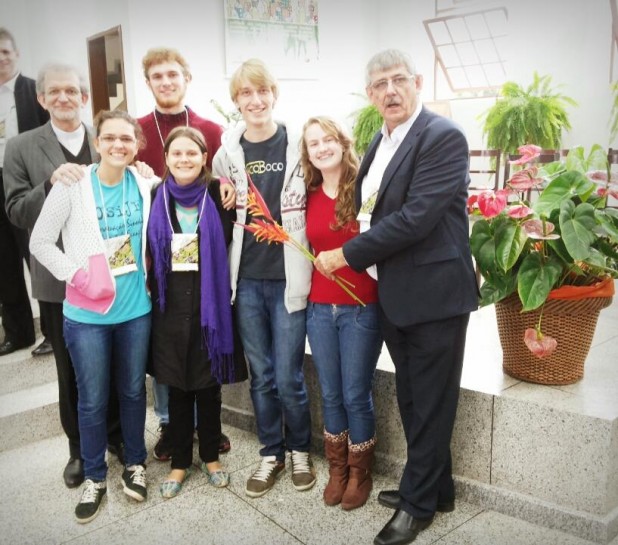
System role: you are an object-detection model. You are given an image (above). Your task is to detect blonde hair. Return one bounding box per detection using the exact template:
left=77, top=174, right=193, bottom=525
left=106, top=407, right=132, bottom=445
left=229, top=58, right=279, bottom=101
left=300, top=116, right=359, bottom=231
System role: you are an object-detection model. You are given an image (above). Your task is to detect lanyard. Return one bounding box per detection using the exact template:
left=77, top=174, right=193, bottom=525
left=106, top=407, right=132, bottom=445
left=96, top=167, right=128, bottom=239
left=162, top=180, right=208, bottom=235
left=153, top=107, right=189, bottom=149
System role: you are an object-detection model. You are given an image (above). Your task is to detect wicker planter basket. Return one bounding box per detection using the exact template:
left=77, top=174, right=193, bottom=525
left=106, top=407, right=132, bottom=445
left=495, top=294, right=613, bottom=385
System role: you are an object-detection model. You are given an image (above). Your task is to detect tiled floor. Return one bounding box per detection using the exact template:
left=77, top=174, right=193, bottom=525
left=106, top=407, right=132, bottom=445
left=1, top=412, right=616, bottom=545
left=2, top=277, right=616, bottom=544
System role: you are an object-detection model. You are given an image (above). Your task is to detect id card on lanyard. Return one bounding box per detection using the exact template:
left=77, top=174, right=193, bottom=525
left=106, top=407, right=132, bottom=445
left=163, top=180, right=208, bottom=272
left=96, top=170, right=138, bottom=277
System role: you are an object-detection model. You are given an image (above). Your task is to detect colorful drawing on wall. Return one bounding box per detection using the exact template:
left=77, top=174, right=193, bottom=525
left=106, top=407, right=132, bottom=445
left=223, top=0, right=319, bottom=79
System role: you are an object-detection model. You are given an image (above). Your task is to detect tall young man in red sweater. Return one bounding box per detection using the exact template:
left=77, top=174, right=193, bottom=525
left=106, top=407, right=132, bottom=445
left=136, top=47, right=235, bottom=460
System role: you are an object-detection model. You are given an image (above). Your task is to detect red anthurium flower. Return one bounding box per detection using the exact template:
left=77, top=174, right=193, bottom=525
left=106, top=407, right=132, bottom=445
left=467, top=194, right=479, bottom=214
left=507, top=166, right=543, bottom=190
left=522, top=219, right=560, bottom=240
left=507, top=204, right=533, bottom=218
left=477, top=189, right=508, bottom=218
left=510, top=144, right=542, bottom=165
left=524, top=327, right=557, bottom=359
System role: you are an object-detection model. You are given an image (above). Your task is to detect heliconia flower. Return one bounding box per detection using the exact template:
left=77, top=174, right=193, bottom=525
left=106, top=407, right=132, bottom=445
left=510, top=144, right=542, bottom=165
left=246, top=173, right=275, bottom=222
left=524, top=327, right=557, bottom=358
left=507, top=204, right=533, bottom=218
left=477, top=189, right=508, bottom=218
left=522, top=219, right=560, bottom=240
left=507, top=166, right=543, bottom=190
left=467, top=194, right=479, bottom=214
left=238, top=219, right=289, bottom=245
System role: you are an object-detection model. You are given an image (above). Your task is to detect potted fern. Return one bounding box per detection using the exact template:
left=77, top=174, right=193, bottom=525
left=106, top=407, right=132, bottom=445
left=481, top=72, right=577, bottom=156
left=350, top=99, right=383, bottom=157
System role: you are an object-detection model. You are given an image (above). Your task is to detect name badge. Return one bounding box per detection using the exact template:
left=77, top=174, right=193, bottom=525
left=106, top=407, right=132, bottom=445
left=357, top=189, right=378, bottom=223
left=105, top=234, right=138, bottom=276
left=171, top=233, right=199, bottom=272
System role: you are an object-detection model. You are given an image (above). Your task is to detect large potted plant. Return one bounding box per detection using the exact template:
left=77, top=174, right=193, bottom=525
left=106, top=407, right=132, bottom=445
left=468, top=144, right=618, bottom=384
left=481, top=72, right=577, bottom=156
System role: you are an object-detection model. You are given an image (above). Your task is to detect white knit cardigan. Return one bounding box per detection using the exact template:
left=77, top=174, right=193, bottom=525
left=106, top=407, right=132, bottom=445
left=30, top=165, right=159, bottom=285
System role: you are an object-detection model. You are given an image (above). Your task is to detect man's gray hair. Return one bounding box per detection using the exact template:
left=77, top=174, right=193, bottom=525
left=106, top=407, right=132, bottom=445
left=365, top=49, right=416, bottom=87
left=36, top=62, right=89, bottom=95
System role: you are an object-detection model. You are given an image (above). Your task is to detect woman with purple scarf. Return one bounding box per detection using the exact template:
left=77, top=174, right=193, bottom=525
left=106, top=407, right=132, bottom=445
left=148, top=126, right=247, bottom=498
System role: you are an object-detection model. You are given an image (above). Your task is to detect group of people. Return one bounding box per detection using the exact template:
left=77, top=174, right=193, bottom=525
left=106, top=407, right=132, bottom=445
left=1, top=25, right=478, bottom=545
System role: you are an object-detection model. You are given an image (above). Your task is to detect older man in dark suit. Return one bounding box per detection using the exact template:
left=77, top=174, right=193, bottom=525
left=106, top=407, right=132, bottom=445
left=315, top=49, right=478, bottom=545
left=3, top=62, right=124, bottom=488
left=0, top=27, right=50, bottom=356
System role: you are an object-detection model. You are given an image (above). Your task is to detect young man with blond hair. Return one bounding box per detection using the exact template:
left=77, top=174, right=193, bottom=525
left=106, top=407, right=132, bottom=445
left=212, top=58, right=315, bottom=498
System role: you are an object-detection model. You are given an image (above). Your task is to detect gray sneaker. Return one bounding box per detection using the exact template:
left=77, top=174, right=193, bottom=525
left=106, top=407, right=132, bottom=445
left=245, top=456, right=285, bottom=498
left=75, top=479, right=107, bottom=524
left=290, top=450, right=316, bottom=491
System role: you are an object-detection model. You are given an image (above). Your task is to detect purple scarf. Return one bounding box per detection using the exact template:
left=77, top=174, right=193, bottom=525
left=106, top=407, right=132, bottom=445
left=148, top=176, right=235, bottom=383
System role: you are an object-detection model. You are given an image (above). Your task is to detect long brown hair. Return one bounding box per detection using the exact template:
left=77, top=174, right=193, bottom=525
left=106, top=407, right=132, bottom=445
left=300, top=116, right=359, bottom=230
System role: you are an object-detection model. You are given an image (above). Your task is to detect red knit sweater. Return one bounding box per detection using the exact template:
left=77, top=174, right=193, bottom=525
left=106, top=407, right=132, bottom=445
left=306, top=186, right=378, bottom=305
left=136, top=107, right=223, bottom=176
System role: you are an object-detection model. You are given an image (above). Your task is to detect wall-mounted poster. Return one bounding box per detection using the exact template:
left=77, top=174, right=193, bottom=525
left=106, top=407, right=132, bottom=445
left=224, top=0, right=319, bottom=79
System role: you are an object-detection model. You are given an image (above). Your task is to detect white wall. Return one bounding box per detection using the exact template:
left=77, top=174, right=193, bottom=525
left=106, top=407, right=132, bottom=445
left=3, top=0, right=615, bottom=149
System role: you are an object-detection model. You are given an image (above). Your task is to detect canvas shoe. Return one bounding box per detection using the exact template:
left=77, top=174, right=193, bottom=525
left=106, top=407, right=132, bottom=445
left=122, top=464, right=147, bottom=502
left=245, top=456, right=285, bottom=498
left=75, top=479, right=107, bottom=524
left=290, top=450, right=316, bottom=491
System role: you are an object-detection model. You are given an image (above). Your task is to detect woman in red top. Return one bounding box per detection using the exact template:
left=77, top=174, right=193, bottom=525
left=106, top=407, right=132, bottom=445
left=301, top=116, right=382, bottom=511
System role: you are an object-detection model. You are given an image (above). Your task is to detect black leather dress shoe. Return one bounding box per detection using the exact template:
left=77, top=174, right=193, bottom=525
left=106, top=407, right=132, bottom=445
left=31, top=338, right=53, bottom=357
left=0, top=340, right=30, bottom=356
left=107, top=442, right=125, bottom=465
left=63, top=457, right=84, bottom=488
left=378, top=490, right=455, bottom=513
left=374, top=509, right=433, bottom=545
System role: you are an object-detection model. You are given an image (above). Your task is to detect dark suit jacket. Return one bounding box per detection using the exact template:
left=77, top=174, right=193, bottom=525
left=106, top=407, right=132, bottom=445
left=14, top=74, right=49, bottom=133
left=343, top=107, right=478, bottom=328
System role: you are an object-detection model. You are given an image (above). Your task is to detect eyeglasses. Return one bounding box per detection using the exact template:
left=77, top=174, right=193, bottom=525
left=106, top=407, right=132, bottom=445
left=369, top=75, right=415, bottom=93
left=98, top=135, right=136, bottom=145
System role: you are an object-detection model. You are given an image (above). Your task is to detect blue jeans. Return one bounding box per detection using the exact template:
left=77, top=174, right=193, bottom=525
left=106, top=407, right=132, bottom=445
left=64, top=314, right=150, bottom=481
left=235, top=278, right=310, bottom=460
left=152, top=376, right=169, bottom=425
left=306, top=302, right=382, bottom=444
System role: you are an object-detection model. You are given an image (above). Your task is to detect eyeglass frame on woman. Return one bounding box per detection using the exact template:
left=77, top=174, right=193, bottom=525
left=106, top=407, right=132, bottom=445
left=98, top=135, right=137, bottom=145
left=368, top=74, right=415, bottom=93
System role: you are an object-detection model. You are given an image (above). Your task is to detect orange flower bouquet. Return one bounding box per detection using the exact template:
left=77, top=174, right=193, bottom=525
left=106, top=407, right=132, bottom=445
left=238, top=174, right=366, bottom=306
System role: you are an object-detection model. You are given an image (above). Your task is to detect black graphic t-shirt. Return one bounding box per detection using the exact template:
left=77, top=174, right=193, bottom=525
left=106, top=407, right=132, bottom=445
left=239, top=124, right=287, bottom=280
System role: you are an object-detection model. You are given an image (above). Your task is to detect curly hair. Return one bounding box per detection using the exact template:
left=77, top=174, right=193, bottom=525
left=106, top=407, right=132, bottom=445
left=300, top=116, right=359, bottom=231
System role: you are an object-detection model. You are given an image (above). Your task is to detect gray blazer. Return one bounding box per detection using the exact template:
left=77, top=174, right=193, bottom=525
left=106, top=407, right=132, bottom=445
left=3, top=121, right=98, bottom=302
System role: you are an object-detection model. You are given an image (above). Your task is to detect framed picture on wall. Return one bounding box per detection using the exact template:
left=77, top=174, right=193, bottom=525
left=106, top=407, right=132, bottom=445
left=223, top=0, right=319, bottom=79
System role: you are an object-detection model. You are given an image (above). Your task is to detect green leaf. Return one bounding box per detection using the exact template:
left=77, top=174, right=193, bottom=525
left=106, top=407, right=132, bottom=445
left=534, top=170, right=595, bottom=216
left=559, top=201, right=596, bottom=260
left=517, top=253, right=562, bottom=311
left=495, top=220, right=527, bottom=272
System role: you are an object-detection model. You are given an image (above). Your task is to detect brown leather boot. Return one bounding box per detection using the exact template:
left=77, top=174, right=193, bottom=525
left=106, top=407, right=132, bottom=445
left=341, top=436, right=376, bottom=511
left=323, top=430, right=349, bottom=506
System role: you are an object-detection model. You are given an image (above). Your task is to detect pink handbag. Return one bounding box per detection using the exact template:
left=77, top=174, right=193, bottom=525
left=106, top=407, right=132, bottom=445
left=66, top=253, right=116, bottom=314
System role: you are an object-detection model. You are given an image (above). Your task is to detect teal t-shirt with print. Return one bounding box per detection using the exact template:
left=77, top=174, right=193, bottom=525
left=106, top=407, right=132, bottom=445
left=63, top=167, right=151, bottom=324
